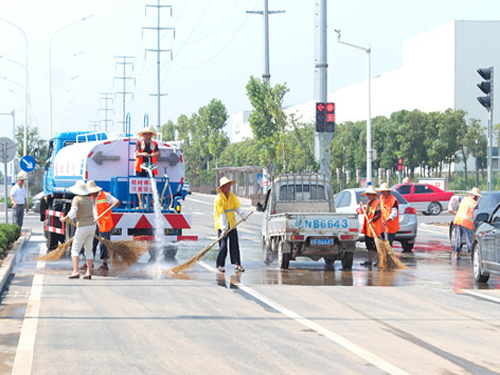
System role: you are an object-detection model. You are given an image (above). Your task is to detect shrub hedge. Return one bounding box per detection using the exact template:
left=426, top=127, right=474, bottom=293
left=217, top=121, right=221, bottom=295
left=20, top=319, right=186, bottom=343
left=0, top=223, right=21, bottom=259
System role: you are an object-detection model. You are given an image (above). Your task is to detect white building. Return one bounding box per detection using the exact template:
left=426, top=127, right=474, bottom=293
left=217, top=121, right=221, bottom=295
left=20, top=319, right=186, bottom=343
left=232, top=20, right=500, bottom=168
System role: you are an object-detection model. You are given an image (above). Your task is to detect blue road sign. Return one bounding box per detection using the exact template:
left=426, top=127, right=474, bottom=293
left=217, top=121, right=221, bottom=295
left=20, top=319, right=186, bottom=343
left=20, top=155, right=36, bottom=172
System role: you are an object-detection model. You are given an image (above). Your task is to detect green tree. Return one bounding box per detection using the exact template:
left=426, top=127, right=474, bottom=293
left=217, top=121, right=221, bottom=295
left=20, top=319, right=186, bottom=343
left=246, top=76, right=289, bottom=177
left=160, top=120, right=176, bottom=141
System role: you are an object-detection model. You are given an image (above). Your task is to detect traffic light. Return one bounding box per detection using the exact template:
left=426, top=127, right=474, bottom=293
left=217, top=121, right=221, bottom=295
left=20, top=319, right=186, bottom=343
left=397, top=157, right=404, bottom=171
left=477, top=67, right=494, bottom=111
left=325, top=102, right=335, bottom=132
left=316, top=102, right=326, bottom=132
left=315, top=102, right=336, bottom=133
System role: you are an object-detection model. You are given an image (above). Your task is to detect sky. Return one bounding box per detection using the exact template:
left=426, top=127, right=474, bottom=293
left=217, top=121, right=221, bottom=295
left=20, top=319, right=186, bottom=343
left=2, top=0, right=500, bottom=145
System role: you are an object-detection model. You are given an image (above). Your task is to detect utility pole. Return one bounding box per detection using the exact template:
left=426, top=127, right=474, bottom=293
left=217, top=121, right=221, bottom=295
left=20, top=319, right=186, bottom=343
left=143, top=0, right=174, bottom=133
left=246, top=0, right=284, bottom=83
left=114, top=56, right=135, bottom=133
left=314, top=0, right=332, bottom=178
left=99, top=92, right=114, bottom=132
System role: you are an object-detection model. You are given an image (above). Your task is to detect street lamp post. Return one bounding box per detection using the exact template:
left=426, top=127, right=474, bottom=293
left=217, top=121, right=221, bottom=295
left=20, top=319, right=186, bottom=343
left=0, top=18, right=28, bottom=158
left=49, top=15, right=94, bottom=138
left=336, top=30, right=372, bottom=186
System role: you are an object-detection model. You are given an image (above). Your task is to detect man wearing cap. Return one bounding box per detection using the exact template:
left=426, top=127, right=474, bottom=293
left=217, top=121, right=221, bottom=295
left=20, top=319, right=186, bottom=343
left=87, top=180, right=120, bottom=271
left=377, top=183, right=400, bottom=248
left=10, top=175, right=29, bottom=227
left=61, top=180, right=96, bottom=279
left=135, top=126, right=160, bottom=209
left=450, top=187, right=482, bottom=259
left=360, top=185, right=382, bottom=267
left=214, top=176, right=248, bottom=273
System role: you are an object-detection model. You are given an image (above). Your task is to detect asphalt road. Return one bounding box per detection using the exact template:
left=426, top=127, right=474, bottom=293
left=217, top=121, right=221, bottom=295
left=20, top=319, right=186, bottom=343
left=1, top=195, right=500, bottom=375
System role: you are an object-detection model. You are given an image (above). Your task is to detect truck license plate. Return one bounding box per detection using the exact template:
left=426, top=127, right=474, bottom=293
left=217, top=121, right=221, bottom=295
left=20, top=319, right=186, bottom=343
left=310, top=238, right=333, bottom=246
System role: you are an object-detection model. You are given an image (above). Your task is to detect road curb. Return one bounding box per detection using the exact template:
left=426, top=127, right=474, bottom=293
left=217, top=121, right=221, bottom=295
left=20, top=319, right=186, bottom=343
left=0, top=230, right=31, bottom=293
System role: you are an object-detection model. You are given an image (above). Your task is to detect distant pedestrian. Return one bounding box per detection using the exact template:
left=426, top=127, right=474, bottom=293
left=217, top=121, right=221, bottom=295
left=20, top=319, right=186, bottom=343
left=450, top=187, right=482, bottom=259
left=87, top=180, right=120, bottom=271
left=61, top=181, right=96, bottom=280
left=10, top=175, right=29, bottom=228
left=360, top=185, right=382, bottom=267
left=214, top=176, right=248, bottom=273
left=377, top=183, right=400, bottom=248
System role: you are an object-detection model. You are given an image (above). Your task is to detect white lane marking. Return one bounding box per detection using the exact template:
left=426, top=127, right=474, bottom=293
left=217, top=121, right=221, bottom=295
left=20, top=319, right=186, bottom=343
left=198, top=261, right=410, bottom=375
left=457, top=289, right=500, bottom=304
left=185, top=197, right=213, bottom=206
left=12, top=246, right=46, bottom=375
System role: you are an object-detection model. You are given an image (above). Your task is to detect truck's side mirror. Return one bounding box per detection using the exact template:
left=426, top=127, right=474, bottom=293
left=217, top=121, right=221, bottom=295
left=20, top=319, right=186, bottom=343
left=256, top=202, right=264, bottom=212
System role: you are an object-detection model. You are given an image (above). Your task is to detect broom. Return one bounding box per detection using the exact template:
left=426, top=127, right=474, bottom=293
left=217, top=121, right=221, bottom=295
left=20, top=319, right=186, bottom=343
left=166, top=211, right=253, bottom=274
left=38, top=238, right=74, bottom=261
left=360, top=203, right=407, bottom=269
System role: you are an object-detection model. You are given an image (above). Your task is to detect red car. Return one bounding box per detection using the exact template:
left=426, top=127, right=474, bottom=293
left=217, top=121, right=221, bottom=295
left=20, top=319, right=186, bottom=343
left=391, top=183, right=453, bottom=215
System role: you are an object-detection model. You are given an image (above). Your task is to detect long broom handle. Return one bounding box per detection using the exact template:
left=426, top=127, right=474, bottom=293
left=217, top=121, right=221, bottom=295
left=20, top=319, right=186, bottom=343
left=360, top=203, right=378, bottom=238
left=169, top=211, right=254, bottom=273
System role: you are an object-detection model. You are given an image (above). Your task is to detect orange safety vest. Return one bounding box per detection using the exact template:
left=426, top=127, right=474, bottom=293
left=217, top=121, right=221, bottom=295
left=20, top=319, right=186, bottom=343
left=135, top=140, right=158, bottom=175
left=361, top=199, right=383, bottom=238
left=96, top=191, right=113, bottom=233
left=380, top=194, right=400, bottom=234
left=453, top=196, right=477, bottom=230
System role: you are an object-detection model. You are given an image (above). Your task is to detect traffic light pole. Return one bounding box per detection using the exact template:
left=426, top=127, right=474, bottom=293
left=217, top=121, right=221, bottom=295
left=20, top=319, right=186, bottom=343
left=487, top=109, right=493, bottom=191
left=477, top=67, right=494, bottom=191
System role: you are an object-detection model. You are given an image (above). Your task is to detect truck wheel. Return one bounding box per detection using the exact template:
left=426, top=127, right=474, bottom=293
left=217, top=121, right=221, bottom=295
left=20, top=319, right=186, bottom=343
left=341, top=252, right=353, bottom=270
left=46, top=231, right=61, bottom=251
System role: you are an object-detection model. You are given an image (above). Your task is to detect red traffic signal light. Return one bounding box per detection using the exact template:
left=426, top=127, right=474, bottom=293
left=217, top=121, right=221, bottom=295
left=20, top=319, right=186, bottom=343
left=315, top=102, right=335, bottom=132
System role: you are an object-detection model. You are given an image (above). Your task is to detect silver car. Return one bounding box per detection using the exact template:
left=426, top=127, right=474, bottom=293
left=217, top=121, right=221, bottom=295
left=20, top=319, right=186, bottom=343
left=473, top=202, right=500, bottom=282
left=334, top=188, right=418, bottom=252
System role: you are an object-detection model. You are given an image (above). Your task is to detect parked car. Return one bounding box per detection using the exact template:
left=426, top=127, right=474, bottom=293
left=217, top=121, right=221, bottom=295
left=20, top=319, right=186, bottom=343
left=334, top=188, right=418, bottom=252
left=183, top=181, right=192, bottom=194
left=31, top=191, right=44, bottom=213
left=448, top=191, right=500, bottom=247
left=472, top=201, right=500, bottom=282
left=391, top=183, right=453, bottom=215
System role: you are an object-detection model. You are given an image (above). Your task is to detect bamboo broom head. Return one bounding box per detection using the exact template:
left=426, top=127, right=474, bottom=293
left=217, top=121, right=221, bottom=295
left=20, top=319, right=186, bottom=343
left=96, top=236, right=150, bottom=268
left=374, top=237, right=408, bottom=269
left=38, top=238, right=73, bottom=261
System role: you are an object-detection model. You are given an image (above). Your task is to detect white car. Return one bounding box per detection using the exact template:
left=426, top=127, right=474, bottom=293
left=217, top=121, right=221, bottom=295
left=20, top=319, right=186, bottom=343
left=183, top=181, right=192, bottom=194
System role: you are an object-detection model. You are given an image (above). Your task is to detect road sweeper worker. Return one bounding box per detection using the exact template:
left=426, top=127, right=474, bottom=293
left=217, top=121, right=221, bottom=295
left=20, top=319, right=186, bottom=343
left=359, top=185, right=382, bottom=267
left=451, top=187, right=482, bottom=260
left=214, top=176, right=249, bottom=273
left=87, top=180, right=120, bottom=271
left=61, top=180, right=97, bottom=280
left=377, top=183, right=400, bottom=248
left=10, top=174, right=29, bottom=228
left=134, top=126, right=160, bottom=209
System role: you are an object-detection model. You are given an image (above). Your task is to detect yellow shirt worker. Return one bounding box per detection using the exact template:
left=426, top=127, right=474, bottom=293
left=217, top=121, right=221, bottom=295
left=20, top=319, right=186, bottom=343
left=214, top=176, right=248, bottom=273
